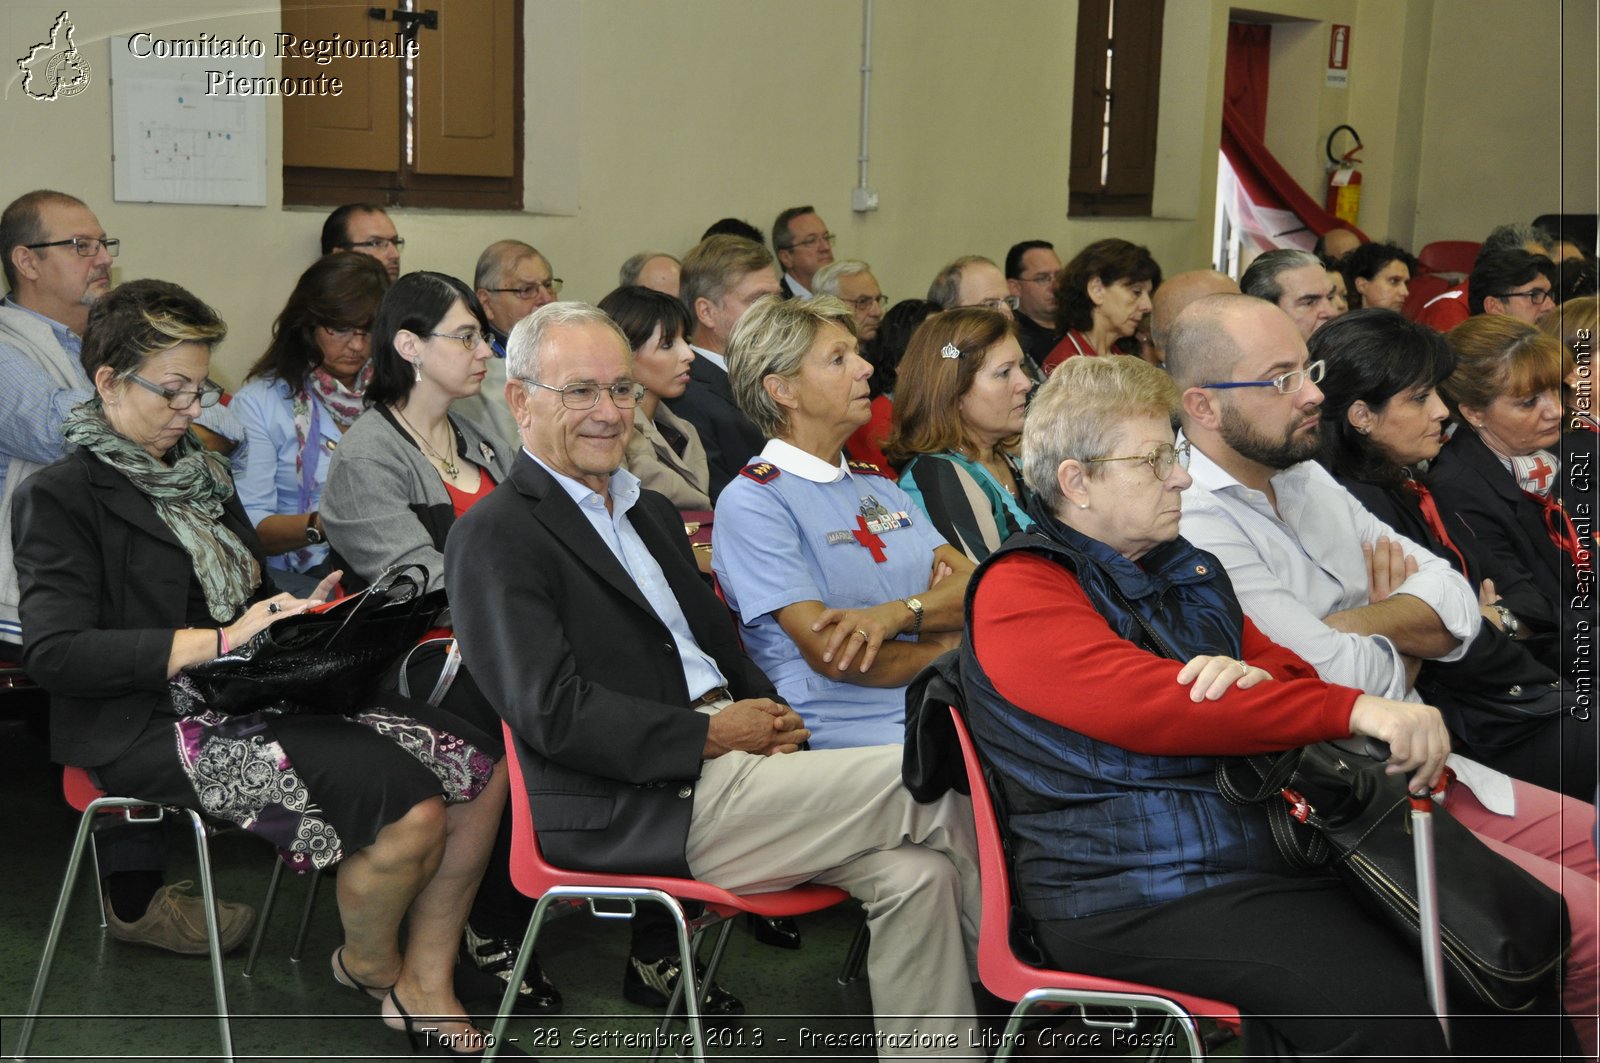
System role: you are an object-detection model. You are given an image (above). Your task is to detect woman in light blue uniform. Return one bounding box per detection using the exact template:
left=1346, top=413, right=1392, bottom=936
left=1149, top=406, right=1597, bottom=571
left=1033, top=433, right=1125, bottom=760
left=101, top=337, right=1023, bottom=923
left=712, top=295, right=974, bottom=749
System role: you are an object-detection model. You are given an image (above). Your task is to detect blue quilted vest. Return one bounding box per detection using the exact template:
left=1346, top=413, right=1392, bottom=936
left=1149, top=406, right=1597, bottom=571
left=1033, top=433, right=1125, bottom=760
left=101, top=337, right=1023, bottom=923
left=961, top=508, right=1289, bottom=920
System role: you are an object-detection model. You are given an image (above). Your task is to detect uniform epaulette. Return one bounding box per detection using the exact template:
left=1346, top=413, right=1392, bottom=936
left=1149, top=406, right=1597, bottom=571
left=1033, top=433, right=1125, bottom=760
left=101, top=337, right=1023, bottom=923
left=847, top=460, right=893, bottom=479
left=739, top=461, right=782, bottom=484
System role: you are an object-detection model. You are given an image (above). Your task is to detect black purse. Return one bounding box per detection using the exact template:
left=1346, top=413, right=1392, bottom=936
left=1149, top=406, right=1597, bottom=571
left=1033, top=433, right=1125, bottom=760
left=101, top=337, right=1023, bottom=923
left=175, top=564, right=444, bottom=716
left=1217, top=741, right=1570, bottom=1012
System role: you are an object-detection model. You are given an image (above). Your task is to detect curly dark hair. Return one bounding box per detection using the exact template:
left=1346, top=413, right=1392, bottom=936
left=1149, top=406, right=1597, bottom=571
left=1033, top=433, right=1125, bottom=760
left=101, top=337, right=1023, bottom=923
left=1054, top=239, right=1162, bottom=333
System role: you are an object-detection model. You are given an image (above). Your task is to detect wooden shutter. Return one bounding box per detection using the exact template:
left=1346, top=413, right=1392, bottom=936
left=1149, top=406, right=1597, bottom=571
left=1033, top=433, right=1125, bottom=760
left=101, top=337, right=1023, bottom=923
left=413, top=0, right=517, bottom=177
left=280, top=1, right=402, bottom=172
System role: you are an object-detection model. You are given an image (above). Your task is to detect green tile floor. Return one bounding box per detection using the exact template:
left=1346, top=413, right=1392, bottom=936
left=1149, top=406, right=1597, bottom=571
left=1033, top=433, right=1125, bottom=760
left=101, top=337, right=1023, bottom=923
left=0, top=711, right=1214, bottom=1062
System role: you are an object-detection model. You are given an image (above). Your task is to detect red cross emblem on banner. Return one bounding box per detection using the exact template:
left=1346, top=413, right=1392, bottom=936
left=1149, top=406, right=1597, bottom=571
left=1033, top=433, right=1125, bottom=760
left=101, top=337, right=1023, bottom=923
left=853, top=516, right=887, bottom=563
left=1527, top=456, right=1555, bottom=492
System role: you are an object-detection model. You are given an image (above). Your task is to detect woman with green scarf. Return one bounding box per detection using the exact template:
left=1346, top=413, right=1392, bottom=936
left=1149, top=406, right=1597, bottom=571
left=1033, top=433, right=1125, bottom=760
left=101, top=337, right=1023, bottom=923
left=12, top=280, right=519, bottom=1058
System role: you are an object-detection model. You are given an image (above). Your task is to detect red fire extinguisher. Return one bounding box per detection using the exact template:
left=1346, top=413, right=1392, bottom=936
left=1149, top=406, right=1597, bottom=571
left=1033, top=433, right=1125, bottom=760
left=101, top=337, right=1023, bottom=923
left=1325, top=125, right=1363, bottom=226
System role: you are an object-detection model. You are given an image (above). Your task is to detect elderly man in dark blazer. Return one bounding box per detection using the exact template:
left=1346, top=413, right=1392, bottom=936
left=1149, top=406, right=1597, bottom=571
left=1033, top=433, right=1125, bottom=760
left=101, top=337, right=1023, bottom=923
left=446, top=301, right=980, bottom=1055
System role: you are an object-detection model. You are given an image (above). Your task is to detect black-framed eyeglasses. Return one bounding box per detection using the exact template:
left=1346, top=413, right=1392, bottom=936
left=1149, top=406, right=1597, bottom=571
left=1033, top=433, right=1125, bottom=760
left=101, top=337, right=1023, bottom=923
left=848, top=294, right=890, bottom=312
left=788, top=232, right=835, bottom=251
left=1498, top=286, right=1553, bottom=306
left=488, top=278, right=563, bottom=299
left=25, top=236, right=120, bottom=258
left=428, top=330, right=486, bottom=351
left=127, top=374, right=224, bottom=410
left=519, top=377, right=643, bottom=411
left=342, top=236, right=404, bottom=252
left=1199, top=359, right=1326, bottom=395
left=1085, top=440, right=1191, bottom=481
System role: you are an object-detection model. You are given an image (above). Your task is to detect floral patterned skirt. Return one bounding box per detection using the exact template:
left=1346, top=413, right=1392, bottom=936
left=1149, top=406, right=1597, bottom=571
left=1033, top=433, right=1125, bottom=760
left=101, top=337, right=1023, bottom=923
left=93, top=695, right=498, bottom=872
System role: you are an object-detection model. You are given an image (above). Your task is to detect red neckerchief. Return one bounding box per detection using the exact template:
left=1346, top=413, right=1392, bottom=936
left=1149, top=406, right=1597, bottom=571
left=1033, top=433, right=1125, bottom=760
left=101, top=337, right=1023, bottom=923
left=1403, top=480, right=1469, bottom=576
left=1521, top=490, right=1592, bottom=576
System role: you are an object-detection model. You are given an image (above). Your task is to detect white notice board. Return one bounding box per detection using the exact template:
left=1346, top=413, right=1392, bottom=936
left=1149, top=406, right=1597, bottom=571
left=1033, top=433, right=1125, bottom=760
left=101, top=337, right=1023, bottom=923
left=110, top=36, right=267, bottom=206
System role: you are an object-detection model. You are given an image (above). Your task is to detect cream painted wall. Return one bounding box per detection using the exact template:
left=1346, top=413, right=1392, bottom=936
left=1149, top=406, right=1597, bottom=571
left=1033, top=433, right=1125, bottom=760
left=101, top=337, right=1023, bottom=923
left=0, top=0, right=1583, bottom=389
left=1412, top=0, right=1587, bottom=249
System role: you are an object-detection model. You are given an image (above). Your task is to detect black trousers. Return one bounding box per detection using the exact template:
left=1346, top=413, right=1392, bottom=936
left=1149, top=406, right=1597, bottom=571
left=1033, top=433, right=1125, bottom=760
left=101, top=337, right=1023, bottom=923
left=1035, top=874, right=1454, bottom=1061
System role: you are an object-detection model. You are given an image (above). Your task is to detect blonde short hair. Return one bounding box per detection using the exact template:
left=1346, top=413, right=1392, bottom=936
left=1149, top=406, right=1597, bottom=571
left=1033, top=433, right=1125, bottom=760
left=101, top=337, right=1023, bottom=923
left=726, top=295, right=857, bottom=437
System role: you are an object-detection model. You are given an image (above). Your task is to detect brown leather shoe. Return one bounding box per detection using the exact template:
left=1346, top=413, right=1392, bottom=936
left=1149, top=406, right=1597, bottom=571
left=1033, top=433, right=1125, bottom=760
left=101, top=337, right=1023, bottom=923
left=105, top=881, right=256, bottom=955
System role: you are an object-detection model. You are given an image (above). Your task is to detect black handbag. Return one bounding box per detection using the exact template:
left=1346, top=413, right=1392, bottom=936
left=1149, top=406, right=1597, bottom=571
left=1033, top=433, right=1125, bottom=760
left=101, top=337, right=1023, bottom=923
left=1217, top=740, right=1570, bottom=1012
left=175, top=564, right=444, bottom=716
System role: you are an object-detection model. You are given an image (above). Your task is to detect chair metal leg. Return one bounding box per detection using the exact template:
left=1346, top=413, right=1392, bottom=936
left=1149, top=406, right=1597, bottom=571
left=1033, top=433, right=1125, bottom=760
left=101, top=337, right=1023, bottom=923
left=14, top=799, right=107, bottom=1061
left=88, top=829, right=106, bottom=928
left=993, top=989, right=1205, bottom=1063
left=289, top=867, right=324, bottom=962
left=837, top=919, right=869, bottom=985
left=184, top=810, right=234, bottom=1062
left=484, top=887, right=710, bottom=1063
left=243, top=857, right=286, bottom=979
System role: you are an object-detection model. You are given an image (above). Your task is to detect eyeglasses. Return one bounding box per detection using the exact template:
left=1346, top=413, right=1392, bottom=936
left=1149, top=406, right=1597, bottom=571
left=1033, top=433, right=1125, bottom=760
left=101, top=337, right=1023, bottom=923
left=788, top=232, right=835, bottom=251
left=963, top=296, right=1020, bottom=312
left=127, top=374, right=225, bottom=410
left=1020, top=272, right=1056, bottom=286
left=1199, top=359, right=1326, bottom=395
left=321, top=324, right=371, bottom=343
left=488, top=278, right=563, bottom=299
left=342, top=236, right=404, bottom=252
left=429, top=329, right=486, bottom=351
left=848, top=294, right=890, bottom=313
left=1498, top=286, right=1553, bottom=307
left=25, top=236, right=120, bottom=258
left=1086, top=440, right=1191, bottom=481
left=520, top=378, right=644, bottom=410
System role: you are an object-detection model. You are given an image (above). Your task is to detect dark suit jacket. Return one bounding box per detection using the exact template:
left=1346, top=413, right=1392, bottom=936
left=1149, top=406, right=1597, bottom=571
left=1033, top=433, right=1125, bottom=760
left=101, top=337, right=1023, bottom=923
left=665, top=354, right=765, bottom=501
left=1427, top=428, right=1573, bottom=644
left=12, top=447, right=272, bottom=767
left=444, top=453, right=778, bottom=877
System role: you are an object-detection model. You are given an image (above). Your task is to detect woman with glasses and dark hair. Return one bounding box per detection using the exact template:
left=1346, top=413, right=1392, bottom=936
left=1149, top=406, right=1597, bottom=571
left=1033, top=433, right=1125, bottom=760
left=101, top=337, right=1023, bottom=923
left=318, top=272, right=568, bottom=1020
left=1311, top=309, right=1593, bottom=798
left=1041, top=238, right=1161, bottom=371
left=596, top=285, right=713, bottom=511
left=887, top=308, right=1036, bottom=562
left=231, top=253, right=390, bottom=593
left=1429, top=315, right=1582, bottom=677
left=12, top=279, right=513, bottom=1058
left=1340, top=240, right=1417, bottom=312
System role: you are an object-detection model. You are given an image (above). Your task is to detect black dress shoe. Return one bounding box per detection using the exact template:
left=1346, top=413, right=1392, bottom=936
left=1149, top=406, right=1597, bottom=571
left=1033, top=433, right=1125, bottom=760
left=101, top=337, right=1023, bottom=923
left=622, top=954, right=745, bottom=1015
left=747, top=913, right=802, bottom=950
left=461, top=924, right=562, bottom=1014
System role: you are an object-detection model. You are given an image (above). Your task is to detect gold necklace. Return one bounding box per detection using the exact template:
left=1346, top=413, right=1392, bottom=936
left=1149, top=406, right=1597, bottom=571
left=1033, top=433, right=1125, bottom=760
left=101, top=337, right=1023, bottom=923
left=394, top=406, right=460, bottom=478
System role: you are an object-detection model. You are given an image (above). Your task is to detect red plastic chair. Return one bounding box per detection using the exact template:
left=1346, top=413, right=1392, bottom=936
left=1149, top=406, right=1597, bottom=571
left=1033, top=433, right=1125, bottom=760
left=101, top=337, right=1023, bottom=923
left=1403, top=273, right=1455, bottom=322
left=15, top=768, right=236, bottom=1061
left=949, top=707, right=1242, bottom=1060
left=485, top=722, right=851, bottom=1062
left=1416, top=241, right=1480, bottom=277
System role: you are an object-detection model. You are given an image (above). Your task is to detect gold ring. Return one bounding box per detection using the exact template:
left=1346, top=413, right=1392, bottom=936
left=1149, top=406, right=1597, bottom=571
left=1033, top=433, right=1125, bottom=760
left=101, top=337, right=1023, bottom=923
left=855, top=628, right=870, bottom=640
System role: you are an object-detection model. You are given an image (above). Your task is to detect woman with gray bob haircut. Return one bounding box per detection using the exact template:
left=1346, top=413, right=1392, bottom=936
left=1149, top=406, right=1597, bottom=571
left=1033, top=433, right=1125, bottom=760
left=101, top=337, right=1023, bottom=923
left=713, top=295, right=974, bottom=750
left=964, top=353, right=1461, bottom=1058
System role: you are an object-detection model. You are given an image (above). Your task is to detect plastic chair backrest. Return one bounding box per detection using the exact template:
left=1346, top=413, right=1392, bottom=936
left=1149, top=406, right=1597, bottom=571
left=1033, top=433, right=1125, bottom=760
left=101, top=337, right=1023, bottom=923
left=1417, top=240, right=1480, bottom=277
left=1403, top=273, right=1454, bottom=321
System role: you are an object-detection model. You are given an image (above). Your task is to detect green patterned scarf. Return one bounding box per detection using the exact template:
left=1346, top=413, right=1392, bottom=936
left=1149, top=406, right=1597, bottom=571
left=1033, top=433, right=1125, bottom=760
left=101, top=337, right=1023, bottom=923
left=63, top=402, right=260, bottom=622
